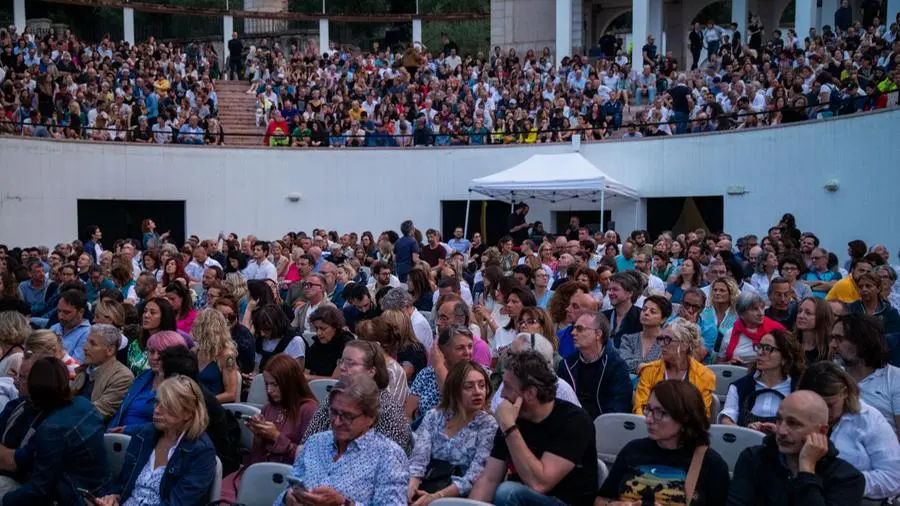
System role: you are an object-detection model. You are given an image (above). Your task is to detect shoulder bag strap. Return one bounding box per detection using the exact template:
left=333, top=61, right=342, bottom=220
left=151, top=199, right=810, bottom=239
left=684, top=445, right=708, bottom=506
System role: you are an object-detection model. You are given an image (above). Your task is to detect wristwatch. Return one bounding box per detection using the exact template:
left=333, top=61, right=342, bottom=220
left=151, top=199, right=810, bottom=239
left=502, top=424, right=519, bottom=438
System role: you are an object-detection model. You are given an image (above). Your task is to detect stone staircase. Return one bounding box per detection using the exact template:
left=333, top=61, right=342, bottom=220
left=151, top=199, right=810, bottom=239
left=215, top=79, right=263, bottom=147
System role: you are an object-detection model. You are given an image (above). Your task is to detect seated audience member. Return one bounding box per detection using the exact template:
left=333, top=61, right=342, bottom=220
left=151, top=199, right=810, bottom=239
left=131, top=297, right=192, bottom=376
left=619, top=294, right=673, bottom=373
left=795, top=297, right=834, bottom=364
left=342, top=282, right=382, bottom=332
left=24, top=329, right=79, bottom=379
left=408, top=361, right=498, bottom=503
left=407, top=326, right=475, bottom=421
left=670, top=287, right=719, bottom=361
left=306, top=305, right=355, bottom=377
left=379, top=308, right=429, bottom=383
left=303, top=341, right=412, bottom=454
left=766, top=277, right=798, bottom=329
left=491, top=333, right=581, bottom=410
left=826, top=257, right=873, bottom=303
left=469, top=350, right=598, bottom=506
left=847, top=272, right=900, bottom=365
left=557, top=311, right=632, bottom=417
left=355, top=317, right=411, bottom=405
left=603, top=273, right=643, bottom=348
left=192, top=308, right=238, bottom=402
left=598, top=380, right=731, bottom=505
left=830, top=313, right=900, bottom=434
left=0, top=272, right=30, bottom=316
left=0, top=354, right=42, bottom=495
left=95, top=376, right=216, bottom=506
left=72, top=324, right=135, bottom=421
left=254, top=303, right=306, bottom=370
left=798, top=361, right=900, bottom=500
left=554, top=287, right=595, bottom=358
left=516, top=307, right=558, bottom=351
left=2, top=357, right=107, bottom=505
left=381, top=286, right=435, bottom=353
left=437, top=295, right=492, bottom=369
left=280, top=374, right=408, bottom=505
left=726, top=390, right=866, bottom=506
left=164, top=281, right=197, bottom=335
left=213, top=297, right=256, bottom=374
left=701, top=278, right=740, bottom=363
left=666, top=257, right=705, bottom=304
left=634, top=318, right=716, bottom=417
left=108, top=330, right=185, bottom=434
left=721, top=291, right=786, bottom=365
left=221, top=353, right=319, bottom=501
left=49, top=289, right=91, bottom=362
left=0, top=312, right=27, bottom=378
left=720, top=328, right=804, bottom=430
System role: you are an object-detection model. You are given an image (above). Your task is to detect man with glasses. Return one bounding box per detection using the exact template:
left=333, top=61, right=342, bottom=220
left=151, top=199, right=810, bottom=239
left=557, top=291, right=598, bottom=358
left=470, top=350, right=598, bottom=505
left=766, top=278, right=798, bottom=329
left=779, top=256, right=813, bottom=301
left=365, top=260, right=399, bottom=300
left=802, top=248, right=842, bottom=298
left=701, top=259, right=729, bottom=301
left=290, top=273, right=334, bottom=335
left=726, top=390, right=865, bottom=505
left=317, top=261, right=345, bottom=308
left=342, top=283, right=381, bottom=333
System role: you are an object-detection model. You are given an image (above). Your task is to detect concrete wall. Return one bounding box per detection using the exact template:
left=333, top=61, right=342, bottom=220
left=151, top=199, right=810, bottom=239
left=1, top=109, right=899, bottom=260
left=491, top=0, right=584, bottom=58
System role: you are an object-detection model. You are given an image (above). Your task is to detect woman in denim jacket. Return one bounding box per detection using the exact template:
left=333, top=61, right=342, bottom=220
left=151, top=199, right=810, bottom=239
left=96, top=376, right=217, bottom=506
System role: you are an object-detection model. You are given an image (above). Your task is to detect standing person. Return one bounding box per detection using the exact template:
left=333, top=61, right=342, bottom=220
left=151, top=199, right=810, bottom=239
left=835, top=0, right=853, bottom=32
left=668, top=74, right=692, bottom=134
left=689, top=22, right=705, bottom=69
left=395, top=220, right=421, bottom=283
left=704, top=20, right=723, bottom=59
left=227, top=31, right=243, bottom=80
left=507, top=203, right=532, bottom=245
left=140, top=218, right=169, bottom=251
left=469, top=350, right=598, bottom=505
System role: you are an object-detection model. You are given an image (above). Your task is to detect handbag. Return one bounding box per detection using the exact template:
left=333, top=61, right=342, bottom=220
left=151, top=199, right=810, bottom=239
left=683, top=445, right=708, bottom=506
left=419, top=458, right=463, bottom=494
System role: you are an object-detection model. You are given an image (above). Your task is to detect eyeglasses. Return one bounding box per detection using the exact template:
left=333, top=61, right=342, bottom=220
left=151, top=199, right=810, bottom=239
left=642, top=405, right=670, bottom=420
left=305, top=282, right=323, bottom=288
left=753, top=343, right=780, bottom=354
left=337, top=358, right=364, bottom=368
left=656, top=335, right=674, bottom=346
left=573, top=325, right=597, bottom=333
left=681, top=302, right=703, bottom=311
left=328, top=407, right=363, bottom=423
left=519, top=318, right=541, bottom=327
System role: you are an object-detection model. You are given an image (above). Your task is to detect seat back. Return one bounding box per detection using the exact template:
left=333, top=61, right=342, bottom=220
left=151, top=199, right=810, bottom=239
left=104, top=433, right=132, bottom=480
left=246, top=373, right=267, bottom=407
left=708, top=424, right=765, bottom=473
left=234, top=369, right=242, bottom=402
left=597, top=458, right=609, bottom=487
left=593, top=413, right=648, bottom=464
left=223, top=402, right=262, bottom=450
left=235, top=462, right=294, bottom=506
left=707, top=364, right=748, bottom=397
left=709, top=393, right=722, bottom=423
left=308, top=378, right=339, bottom=403
left=209, top=456, right=223, bottom=503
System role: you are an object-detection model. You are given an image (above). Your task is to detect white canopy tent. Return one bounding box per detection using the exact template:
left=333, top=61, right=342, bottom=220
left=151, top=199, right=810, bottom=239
left=464, top=153, right=640, bottom=237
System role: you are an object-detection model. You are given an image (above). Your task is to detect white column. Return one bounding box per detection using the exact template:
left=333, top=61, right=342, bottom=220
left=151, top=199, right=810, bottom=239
left=648, top=0, right=662, bottom=44
left=223, top=15, right=233, bottom=71
left=319, top=18, right=329, bottom=55
left=632, top=0, right=649, bottom=68
left=819, top=0, right=838, bottom=29
left=795, top=0, right=816, bottom=43
left=123, top=7, right=135, bottom=45
left=412, top=18, right=422, bottom=44
left=556, top=0, right=572, bottom=67
left=732, top=0, right=748, bottom=33
left=13, top=0, right=26, bottom=34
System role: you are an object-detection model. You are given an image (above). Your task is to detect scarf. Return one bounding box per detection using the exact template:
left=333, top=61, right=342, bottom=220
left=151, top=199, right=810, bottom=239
left=725, top=317, right=785, bottom=360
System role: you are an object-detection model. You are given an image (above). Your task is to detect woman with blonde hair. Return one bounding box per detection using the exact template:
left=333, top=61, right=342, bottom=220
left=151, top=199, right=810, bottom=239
left=701, top=277, right=740, bottom=362
left=192, top=308, right=238, bottom=403
left=633, top=317, right=716, bottom=416
left=224, top=272, right=250, bottom=318
left=356, top=316, right=411, bottom=406
left=25, top=329, right=80, bottom=380
left=96, top=376, right=216, bottom=506
left=0, top=312, right=29, bottom=377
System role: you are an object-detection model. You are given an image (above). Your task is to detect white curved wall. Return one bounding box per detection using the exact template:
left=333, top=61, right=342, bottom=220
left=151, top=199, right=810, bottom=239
left=1, top=108, right=899, bottom=259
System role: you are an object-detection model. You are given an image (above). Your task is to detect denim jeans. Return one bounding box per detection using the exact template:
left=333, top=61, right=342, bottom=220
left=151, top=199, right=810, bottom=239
left=673, top=111, right=690, bottom=134
left=635, top=86, right=656, bottom=105
left=493, top=481, right=569, bottom=506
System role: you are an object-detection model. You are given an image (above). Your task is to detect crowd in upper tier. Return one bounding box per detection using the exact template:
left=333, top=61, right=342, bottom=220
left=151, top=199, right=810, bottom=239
left=0, top=209, right=898, bottom=505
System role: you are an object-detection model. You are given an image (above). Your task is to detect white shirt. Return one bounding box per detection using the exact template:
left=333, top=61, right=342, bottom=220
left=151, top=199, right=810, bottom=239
left=491, top=379, right=580, bottom=411
left=256, top=335, right=306, bottom=366
left=858, top=365, right=900, bottom=433
left=431, top=283, right=474, bottom=308
left=366, top=274, right=401, bottom=300
left=830, top=401, right=900, bottom=499
left=410, top=309, right=434, bottom=353
left=185, top=257, right=222, bottom=282
left=750, top=271, right=779, bottom=303
left=243, top=258, right=277, bottom=282
left=719, top=372, right=792, bottom=423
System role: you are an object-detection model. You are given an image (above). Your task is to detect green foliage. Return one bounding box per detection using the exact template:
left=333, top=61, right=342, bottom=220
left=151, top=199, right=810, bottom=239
left=423, top=20, right=490, bottom=55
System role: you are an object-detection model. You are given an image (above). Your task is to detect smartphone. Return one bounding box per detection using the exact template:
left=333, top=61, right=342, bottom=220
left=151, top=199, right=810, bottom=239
left=77, top=487, right=98, bottom=503
left=285, top=475, right=306, bottom=491
left=238, top=412, right=255, bottom=421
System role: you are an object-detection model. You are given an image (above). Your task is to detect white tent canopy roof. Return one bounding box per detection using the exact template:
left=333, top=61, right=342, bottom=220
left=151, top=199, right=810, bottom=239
left=468, top=152, right=639, bottom=203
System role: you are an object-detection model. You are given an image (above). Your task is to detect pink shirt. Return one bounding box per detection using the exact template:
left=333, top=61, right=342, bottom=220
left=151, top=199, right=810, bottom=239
left=472, top=335, right=492, bottom=369
left=177, top=309, right=198, bottom=335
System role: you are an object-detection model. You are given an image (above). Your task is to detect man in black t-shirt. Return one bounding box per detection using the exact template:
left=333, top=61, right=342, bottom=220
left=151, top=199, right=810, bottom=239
left=470, top=350, right=598, bottom=506
left=507, top=203, right=531, bottom=245
left=667, top=74, right=692, bottom=134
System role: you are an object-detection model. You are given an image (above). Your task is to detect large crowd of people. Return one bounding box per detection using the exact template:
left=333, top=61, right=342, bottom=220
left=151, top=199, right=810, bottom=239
left=0, top=208, right=898, bottom=505
left=2, top=9, right=898, bottom=147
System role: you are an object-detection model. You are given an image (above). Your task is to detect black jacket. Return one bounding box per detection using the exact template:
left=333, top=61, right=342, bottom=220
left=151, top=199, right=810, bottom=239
left=557, top=346, right=633, bottom=418
left=726, top=434, right=865, bottom=506
left=603, top=305, right=643, bottom=349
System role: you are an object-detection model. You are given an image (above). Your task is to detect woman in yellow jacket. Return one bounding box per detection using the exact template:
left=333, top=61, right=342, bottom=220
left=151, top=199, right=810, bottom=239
left=633, top=317, right=716, bottom=417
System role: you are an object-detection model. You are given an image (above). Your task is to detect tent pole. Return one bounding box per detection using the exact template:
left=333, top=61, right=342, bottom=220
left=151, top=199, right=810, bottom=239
left=464, top=191, right=472, bottom=239
left=634, top=199, right=639, bottom=230
left=599, top=188, right=605, bottom=232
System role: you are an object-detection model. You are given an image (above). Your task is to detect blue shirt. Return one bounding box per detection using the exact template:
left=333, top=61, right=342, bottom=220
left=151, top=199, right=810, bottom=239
left=109, top=370, right=156, bottom=432
left=145, top=92, right=159, bottom=118
left=394, top=235, right=420, bottom=282
left=17, top=280, right=49, bottom=312
left=410, top=366, right=441, bottom=416
left=275, top=430, right=408, bottom=506
left=615, top=254, right=636, bottom=272
left=447, top=238, right=472, bottom=255
left=557, top=325, right=577, bottom=359
left=801, top=270, right=842, bottom=298
left=51, top=319, right=91, bottom=363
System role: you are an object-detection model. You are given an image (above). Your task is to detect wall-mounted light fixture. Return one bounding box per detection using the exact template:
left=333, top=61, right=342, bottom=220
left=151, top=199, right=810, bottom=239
left=286, top=192, right=302, bottom=202
left=824, top=180, right=840, bottom=192
left=726, top=185, right=747, bottom=195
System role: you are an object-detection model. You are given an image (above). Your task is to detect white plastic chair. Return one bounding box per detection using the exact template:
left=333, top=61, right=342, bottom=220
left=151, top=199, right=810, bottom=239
left=308, top=378, right=339, bottom=403
left=104, top=433, right=132, bottom=479
left=246, top=373, right=267, bottom=407
left=597, top=458, right=609, bottom=487
left=223, top=402, right=262, bottom=450
left=431, top=499, right=494, bottom=505
left=707, top=364, right=748, bottom=397
left=708, top=424, right=765, bottom=473
left=594, top=413, right=648, bottom=464
left=209, top=456, right=223, bottom=503
left=235, top=462, right=293, bottom=506
left=234, top=369, right=242, bottom=402
left=709, top=393, right=722, bottom=423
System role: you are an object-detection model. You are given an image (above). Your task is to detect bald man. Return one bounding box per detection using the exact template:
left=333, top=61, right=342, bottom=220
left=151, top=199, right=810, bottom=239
left=555, top=291, right=598, bottom=358
left=726, top=390, right=865, bottom=506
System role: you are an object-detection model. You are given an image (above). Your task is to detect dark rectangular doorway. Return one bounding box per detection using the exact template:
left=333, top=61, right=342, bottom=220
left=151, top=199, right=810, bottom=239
left=553, top=210, right=611, bottom=235
left=77, top=200, right=186, bottom=246
left=441, top=200, right=513, bottom=245
left=646, top=196, right=724, bottom=239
